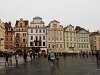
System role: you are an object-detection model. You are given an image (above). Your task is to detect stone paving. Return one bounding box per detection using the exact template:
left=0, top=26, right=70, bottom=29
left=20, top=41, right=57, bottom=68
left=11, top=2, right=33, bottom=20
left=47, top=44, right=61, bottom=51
left=0, top=56, right=30, bottom=69
left=0, top=55, right=100, bottom=75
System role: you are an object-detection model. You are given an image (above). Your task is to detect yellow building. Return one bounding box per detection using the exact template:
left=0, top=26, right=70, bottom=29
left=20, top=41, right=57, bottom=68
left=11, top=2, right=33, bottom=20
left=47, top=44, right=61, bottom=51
left=90, top=31, right=100, bottom=51
left=47, top=20, right=64, bottom=52
left=64, top=24, right=77, bottom=53
left=0, top=20, right=5, bottom=51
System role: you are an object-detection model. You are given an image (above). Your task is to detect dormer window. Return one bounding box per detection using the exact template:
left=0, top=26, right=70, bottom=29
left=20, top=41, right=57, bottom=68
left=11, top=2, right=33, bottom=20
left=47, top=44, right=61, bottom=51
left=20, top=23, right=23, bottom=27
left=8, top=28, right=11, bottom=31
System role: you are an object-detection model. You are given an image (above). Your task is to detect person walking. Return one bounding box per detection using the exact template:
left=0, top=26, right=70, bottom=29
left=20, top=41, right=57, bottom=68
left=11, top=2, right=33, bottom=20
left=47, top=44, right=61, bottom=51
left=23, top=50, right=28, bottom=62
left=4, top=52, right=9, bottom=66
left=9, top=53, right=12, bottom=66
left=30, top=52, right=32, bottom=61
left=15, top=53, right=19, bottom=65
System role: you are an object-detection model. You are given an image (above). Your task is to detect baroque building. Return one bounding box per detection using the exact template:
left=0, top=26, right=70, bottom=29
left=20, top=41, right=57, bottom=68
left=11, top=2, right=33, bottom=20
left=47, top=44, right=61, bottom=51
left=4, top=22, right=14, bottom=51
left=47, top=20, right=64, bottom=52
left=90, top=31, right=100, bottom=51
left=14, top=18, right=28, bottom=51
left=28, top=16, right=47, bottom=53
left=64, top=24, right=77, bottom=52
left=0, top=20, right=5, bottom=51
left=75, top=26, right=91, bottom=52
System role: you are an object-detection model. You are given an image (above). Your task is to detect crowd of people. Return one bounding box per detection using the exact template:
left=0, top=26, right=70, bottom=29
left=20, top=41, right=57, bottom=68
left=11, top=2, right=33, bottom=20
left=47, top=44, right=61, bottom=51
left=0, top=50, right=100, bottom=67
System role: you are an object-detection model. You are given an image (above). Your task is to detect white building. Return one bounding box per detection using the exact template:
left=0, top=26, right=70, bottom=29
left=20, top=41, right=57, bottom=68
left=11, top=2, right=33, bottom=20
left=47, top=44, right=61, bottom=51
left=75, top=26, right=91, bottom=52
left=28, top=16, right=47, bottom=53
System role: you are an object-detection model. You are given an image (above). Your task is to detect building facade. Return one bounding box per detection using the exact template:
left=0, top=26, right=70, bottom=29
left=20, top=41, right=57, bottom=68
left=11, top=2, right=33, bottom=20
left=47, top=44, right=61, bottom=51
left=4, top=22, right=14, bottom=51
left=75, top=26, right=91, bottom=52
left=14, top=18, right=28, bottom=51
left=64, top=24, right=77, bottom=52
left=28, top=16, right=47, bottom=53
left=47, top=20, right=64, bottom=52
left=90, top=31, right=100, bottom=51
left=0, top=20, right=5, bottom=51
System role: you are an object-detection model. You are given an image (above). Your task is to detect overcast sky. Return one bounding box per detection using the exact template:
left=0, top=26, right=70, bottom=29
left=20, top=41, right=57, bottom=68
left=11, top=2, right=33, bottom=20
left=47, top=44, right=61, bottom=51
left=0, top=0, right=100, bottom=32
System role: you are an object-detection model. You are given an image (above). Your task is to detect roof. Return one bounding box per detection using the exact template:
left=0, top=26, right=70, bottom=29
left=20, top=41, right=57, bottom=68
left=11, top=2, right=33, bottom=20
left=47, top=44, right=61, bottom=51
left=15, top=20, right=28, bottom=25
left=75, top=26, right=89, bottom=33
left=90, top=31, right=100, bottom=36
left=33, top=16, right=42, bottom=19
left=15, top=18, right=28, bottom=27
left=64, top=24, right=74, bottom=30
left=50, top=20, right=60, bottom=23
left=4, top=22, right=13, bottom=31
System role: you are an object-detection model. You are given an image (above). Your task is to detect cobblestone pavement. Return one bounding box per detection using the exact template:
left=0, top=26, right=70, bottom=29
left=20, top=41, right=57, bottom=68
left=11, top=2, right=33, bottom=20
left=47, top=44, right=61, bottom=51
left=0, top=55, right=100, bottom=75
left=0, top=56, right=30, bottom=69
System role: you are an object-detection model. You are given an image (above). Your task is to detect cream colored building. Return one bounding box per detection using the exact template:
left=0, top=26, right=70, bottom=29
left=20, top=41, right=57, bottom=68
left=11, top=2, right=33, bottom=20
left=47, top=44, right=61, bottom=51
left=90, top=31, right=100, bottom=51
left=14, top=18, right=28, bottom=51
left=47, top=20, right=64, bottom=52
left=0, top=20, right=5, bottom=51
left=64, top=24, right=77, bottom=52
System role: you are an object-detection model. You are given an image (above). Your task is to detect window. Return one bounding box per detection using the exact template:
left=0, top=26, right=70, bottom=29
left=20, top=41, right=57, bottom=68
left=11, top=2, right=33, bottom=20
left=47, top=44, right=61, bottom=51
left=23, top=33, right=26, bottom=37
left=66, top=32, right=68, bottom=35
left=31, top=29, right=33, bottom=33
left=31, top=36, right=33, bottom=40
left=43, top=42, right=45, bottom=46
left=67, top=43, right=69, bottom=47
left=10, top=42, right=12, bottom=48
left=74, top=37, right=76, bottom=41
left=11, top=33, right=12, bottom=35
left=70, top=43, right=72, bottom=47
left=43, top=36, right=45, bottom=40
left=74, top=43, right=76, bottom=47
left=20, top=23, right=23, bottom=27
left=23, top=39, right=25, bottom=42
left=52, top=37, right=54, bottom=40
left=70, top=37, right=72, bottom=41
left=39, top=36, right=41, bottom=40
left=43, top=29, right=45, bottom=33
left=6, top=42, right=8, bottom=48
left=36, top=36, right=38, bottom=40
left=36, top=29, right=38, bottom=33
left=35, top=42, right=38, bottom=46
left=39, top=42, right=41, bottom=46
left=16, top=44, right=19, bottom=47
left=70, top=33, right=72, bottom=36
left=79, top=44, right=80, bottom=48
left=39, top=29, right=41, bottom=33
left=66, top=37, right=68, bottom=41
left=48, top=44, right=50, bottom=48
left=6, top=38, right=8, bottom=41
left=60, top=44, right=62, bottom=48
left=56, top=44, right=58, bottom=48
left=56, top=37, right=58, bottom=40
left=6, top=33, right=8, bottom=35
left=60, top=37, right=62, bottom=40
left=30, top=42, right=33, bottom=46
left=11, top=38, right=12, bottom=41
left=87, top=44, right=88, bottom=48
